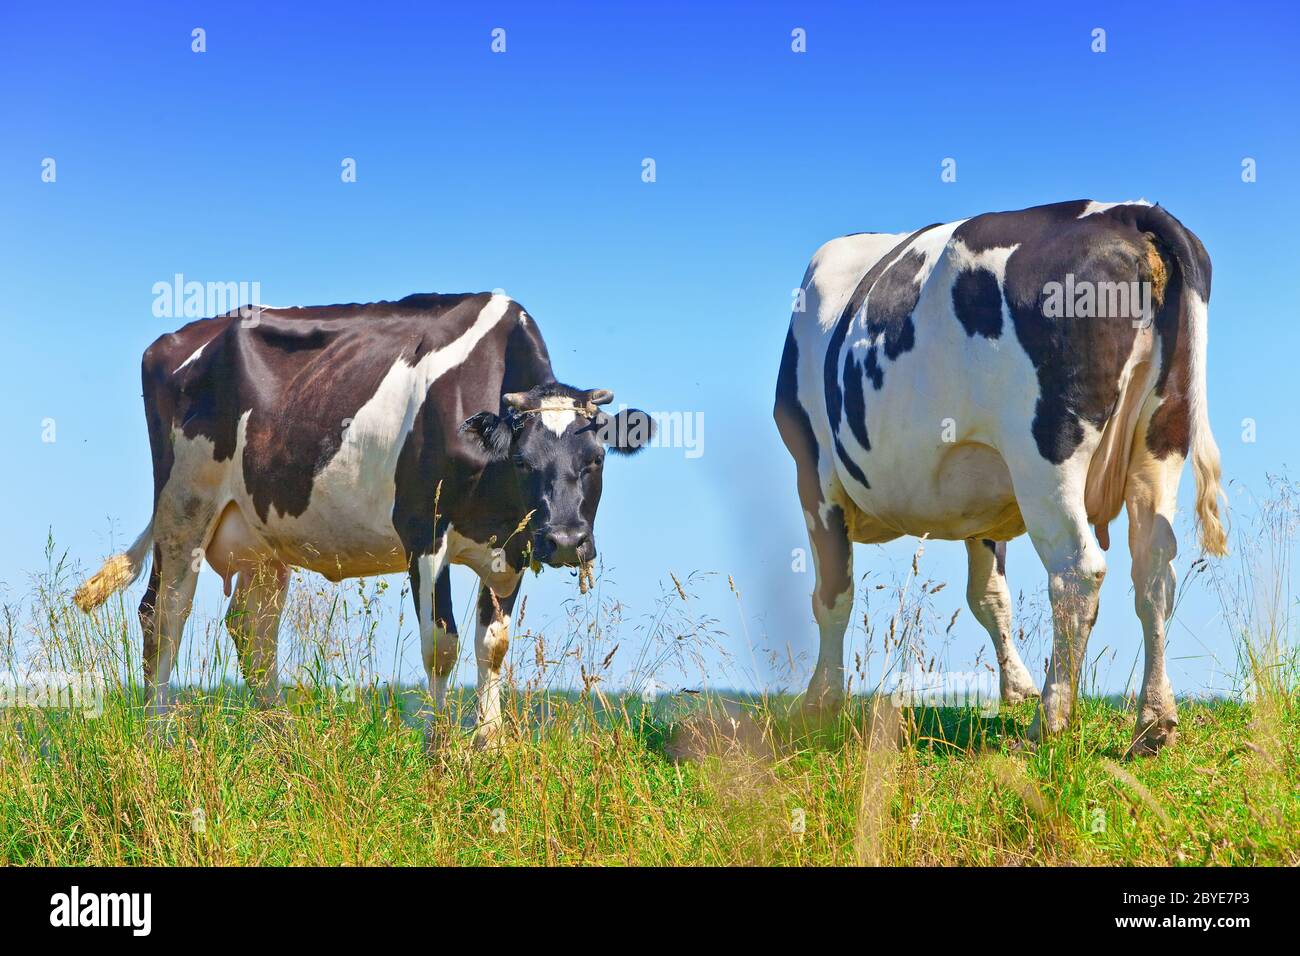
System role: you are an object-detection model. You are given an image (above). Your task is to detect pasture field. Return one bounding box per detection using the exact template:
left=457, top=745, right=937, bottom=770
left=2, top=482, right=1297, bottom=868
left=0, top=686, right=1296, bottom=866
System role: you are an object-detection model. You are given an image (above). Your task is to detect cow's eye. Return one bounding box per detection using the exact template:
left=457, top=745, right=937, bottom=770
left=512, top=454, right=530, bottom=470
left=584, top=457, right=603, bottom=473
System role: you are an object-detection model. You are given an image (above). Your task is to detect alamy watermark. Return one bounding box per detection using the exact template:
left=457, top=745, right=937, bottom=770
left=0, top=670, right=105, bottom=717
left=152, top=273, right=263, bottom=324
left=598, top=406, right=704, bottom=459
left=50, top=886, right=151, bottom=936
left=1042, top=274, right=1154, bottom=329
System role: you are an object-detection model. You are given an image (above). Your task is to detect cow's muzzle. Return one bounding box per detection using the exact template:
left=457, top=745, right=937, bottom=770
left=535, top=528, right=594, bottom=568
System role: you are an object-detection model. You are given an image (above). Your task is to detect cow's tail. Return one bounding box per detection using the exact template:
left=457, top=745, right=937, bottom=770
left=1186, top=290, right=1228, bottom=556
left=1134, top=203, right=1227, bottom=557
left=74, top=520, right=154, bottom=612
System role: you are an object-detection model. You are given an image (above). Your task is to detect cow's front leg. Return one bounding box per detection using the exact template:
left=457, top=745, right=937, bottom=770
left=472, top=573, right=522, bottom=750
left=409, top=536, right=456, bottom=752
left=804, top=503, right=854, bottom=718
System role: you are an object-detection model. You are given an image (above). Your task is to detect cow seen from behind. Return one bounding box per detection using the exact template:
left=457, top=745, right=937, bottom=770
left=775, top=200, right=1226, bottom=754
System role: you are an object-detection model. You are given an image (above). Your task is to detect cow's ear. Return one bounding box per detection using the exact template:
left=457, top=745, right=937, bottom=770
left=460, top=412, right=512, bottom=460
left=600, top=409, right=655, bottom=456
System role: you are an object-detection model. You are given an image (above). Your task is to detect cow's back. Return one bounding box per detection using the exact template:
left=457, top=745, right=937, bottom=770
left=142, top=292, right=554, bottom=576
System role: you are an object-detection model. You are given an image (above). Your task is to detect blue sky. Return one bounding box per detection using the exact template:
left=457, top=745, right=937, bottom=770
left=1, top=1, right=1297, bottom=698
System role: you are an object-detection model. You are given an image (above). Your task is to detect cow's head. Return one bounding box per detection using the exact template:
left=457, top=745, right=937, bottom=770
left=460, top=383, right=653, bottom=567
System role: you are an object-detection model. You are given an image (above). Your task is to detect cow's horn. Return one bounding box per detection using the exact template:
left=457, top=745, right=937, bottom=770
left=503, top=392, right=529, bottom=410
left=587, top=389, right=614, bottom=406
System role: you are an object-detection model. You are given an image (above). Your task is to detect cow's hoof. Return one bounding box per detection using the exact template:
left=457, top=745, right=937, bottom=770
left=1128, top=715, right=1178, bottom=758
left=423, top=723, right=452, bottom=757
left=800, top=678, right=844, bottom=719
left=144, top=718, right=176, bottom=747
left=799, top=697, right=844, bottom=731
left=1026, top=691, right=1072, bottom=741
left=251, top=710, right=291, bottom=745
left=472, top=725, right=505, bottom=752
left=1000, top=667, right=1041, bottom=706
left=1019, top=709, right=1063, bottom=751
left=142, top=702, right=178, bottom=746
left=1005, top=736, right=1039, bottom=755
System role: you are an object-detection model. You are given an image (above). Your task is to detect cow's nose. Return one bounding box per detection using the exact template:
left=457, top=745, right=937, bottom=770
left=544, top=529, right=588, bottom=565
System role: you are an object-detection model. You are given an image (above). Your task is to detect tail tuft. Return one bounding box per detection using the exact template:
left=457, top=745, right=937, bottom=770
left=73, top=521, right=154, bottom=612
left=73, top=554, right=137, bottom=612
left=1192, top=426, right=1228, bottom=557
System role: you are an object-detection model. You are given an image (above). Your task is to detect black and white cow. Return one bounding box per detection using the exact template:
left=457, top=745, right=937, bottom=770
left=775, top=200, right=1226, bottom=754
left=75, top=292, right=651, bottom=746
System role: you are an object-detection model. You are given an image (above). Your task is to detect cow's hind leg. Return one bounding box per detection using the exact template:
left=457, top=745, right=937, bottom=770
left=803, top=502, right=854, bottom=717
left=137, top=547, right=162, bottom=677
left=225, top=562, right=289, bottom=709
left=1125, top=440, right=1185, bottom=756
left=1013, top=468, right=1108, bottom=741
left=964, top=539, right=1039, bottom=704
left=774, top=335, right=854, bottom=718
left=472, top=574, right=522, bottom=750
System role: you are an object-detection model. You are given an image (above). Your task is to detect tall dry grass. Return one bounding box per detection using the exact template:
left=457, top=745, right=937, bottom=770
left=0, top=482, right=1296, bottom=865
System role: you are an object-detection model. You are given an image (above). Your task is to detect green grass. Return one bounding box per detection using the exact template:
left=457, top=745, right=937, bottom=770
left=1, top=687, right=1295, bottom=865
left=5, top=478, right=1298, bottom=866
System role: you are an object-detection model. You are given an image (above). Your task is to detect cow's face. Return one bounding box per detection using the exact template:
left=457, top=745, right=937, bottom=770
left=460, top=384, right=653, bottom=568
